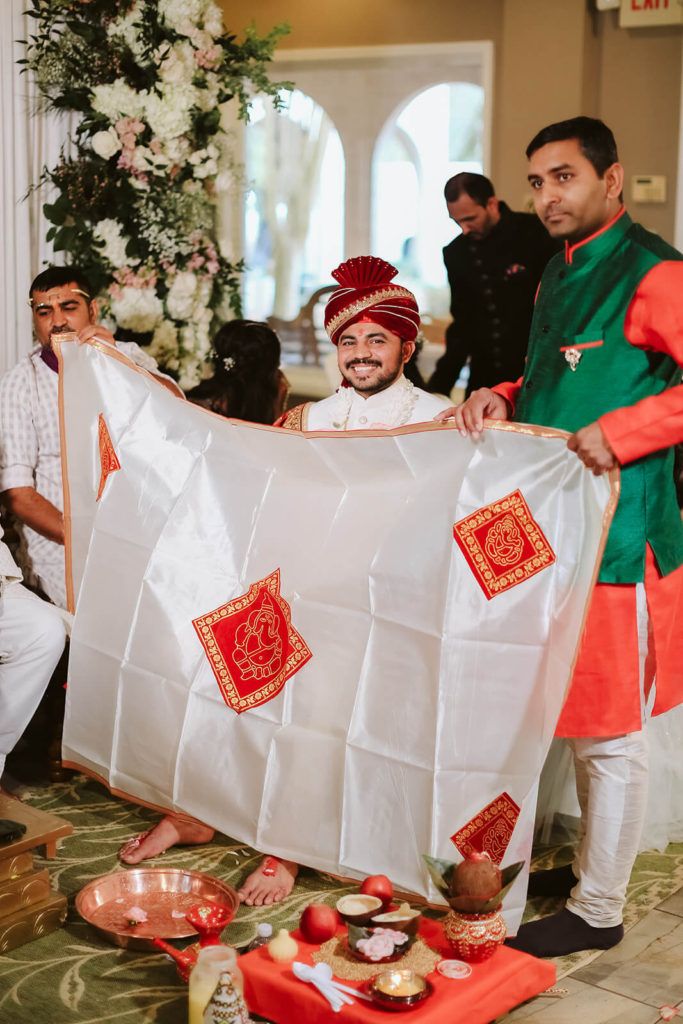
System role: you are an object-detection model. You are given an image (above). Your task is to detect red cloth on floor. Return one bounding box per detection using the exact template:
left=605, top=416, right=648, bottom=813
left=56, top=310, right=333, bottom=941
left=239, top=918, right=555, bottom=1024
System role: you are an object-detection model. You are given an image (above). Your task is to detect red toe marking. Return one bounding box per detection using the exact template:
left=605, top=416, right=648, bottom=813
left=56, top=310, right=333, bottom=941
left=261, top=856, right=280, bottom=877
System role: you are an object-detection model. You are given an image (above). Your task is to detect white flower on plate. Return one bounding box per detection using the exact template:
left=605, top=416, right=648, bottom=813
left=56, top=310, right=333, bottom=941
left=91, top=127, right=121, bottom=160
left=91, top=79, right=146, bottom=121
left=111, top=286, right=164, bottom=333
left=166, top=271, right=198, bottom=320
left=93, top=218, right=137, bottom=268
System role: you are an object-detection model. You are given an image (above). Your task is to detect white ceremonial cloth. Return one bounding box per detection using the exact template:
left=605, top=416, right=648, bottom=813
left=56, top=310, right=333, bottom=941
left=57, top=340, right=617, bottom=932
left=0, top=341, right=168, bottom=607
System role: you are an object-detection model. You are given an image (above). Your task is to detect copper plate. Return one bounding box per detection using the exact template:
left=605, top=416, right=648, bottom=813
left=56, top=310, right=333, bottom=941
left=76, top=868, right=239, bottom=951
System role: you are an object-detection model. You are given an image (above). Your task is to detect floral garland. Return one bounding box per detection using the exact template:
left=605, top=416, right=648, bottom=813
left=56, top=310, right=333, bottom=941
left=22, top=0, right=289, bottom=389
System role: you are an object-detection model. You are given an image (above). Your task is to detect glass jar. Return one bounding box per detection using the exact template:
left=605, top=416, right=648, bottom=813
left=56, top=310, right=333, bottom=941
left=188, top=945, right=243, bottom=1024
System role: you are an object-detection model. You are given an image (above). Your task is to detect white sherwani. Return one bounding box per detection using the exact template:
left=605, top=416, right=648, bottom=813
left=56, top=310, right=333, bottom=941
left=305, top=376, right=451, bottom=431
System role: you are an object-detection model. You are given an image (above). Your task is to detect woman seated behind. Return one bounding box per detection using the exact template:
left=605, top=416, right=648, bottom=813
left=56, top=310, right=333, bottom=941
left=186, top=319, right=289, bottom=423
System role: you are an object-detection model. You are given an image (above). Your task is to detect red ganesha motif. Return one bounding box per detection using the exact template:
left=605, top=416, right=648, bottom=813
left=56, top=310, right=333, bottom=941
left=453, top=489, right=555, bottom=600
left=192, top=569, right=312, bottom=713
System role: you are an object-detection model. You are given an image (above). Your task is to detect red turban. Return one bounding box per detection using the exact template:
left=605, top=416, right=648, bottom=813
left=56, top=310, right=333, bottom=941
left=324, top=256, right=420, bottom=345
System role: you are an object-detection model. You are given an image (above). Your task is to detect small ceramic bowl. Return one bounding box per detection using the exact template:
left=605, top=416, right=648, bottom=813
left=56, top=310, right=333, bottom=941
left=335, top=893, right=383, bottom=926
left=368, top=969, right=432, bottom=1011
left=369, top=904, right=422, bottom=936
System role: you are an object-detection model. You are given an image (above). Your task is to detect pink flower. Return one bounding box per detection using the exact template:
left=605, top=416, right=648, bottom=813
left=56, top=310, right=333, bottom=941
left=115, top=119, right=145, bottom=151
left=356, top=933, right=393, bottom=960
left=195, top=46, right=221, bottom=69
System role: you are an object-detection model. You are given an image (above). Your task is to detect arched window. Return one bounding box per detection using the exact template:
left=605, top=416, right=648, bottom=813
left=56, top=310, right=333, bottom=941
left=372, top=82, right=485, bottom=316
left=243, top=90, right=344, bottom=322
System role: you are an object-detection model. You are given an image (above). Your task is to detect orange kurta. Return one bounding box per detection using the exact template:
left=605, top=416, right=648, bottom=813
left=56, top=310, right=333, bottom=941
left=493, top=256, right=683, bottom=736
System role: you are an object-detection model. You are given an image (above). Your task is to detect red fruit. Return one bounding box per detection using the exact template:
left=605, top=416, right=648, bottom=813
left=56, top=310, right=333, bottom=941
left=299, top=903, right=338, bottom=944
left=360, top=874, right=393, bottom=909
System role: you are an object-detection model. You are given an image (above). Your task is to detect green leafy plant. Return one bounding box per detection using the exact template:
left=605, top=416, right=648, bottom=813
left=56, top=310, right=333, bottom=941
left=22, top=0, right=290, bottom=386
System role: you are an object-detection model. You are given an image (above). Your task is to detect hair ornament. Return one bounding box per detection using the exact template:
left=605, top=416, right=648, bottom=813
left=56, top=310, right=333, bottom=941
left=223, top=356, right=236, bottom=372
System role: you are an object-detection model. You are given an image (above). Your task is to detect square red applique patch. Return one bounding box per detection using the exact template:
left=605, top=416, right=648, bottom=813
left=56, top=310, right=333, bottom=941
left=451, top=792, right=521, bottom=865
left=192, top=569, right=312, bottom=714
left=453, top=489, right=555, bottom=600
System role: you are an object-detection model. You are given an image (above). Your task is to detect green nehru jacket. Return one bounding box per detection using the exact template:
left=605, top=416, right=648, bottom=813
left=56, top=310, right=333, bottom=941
left=514, top=209, right=683, bottom=584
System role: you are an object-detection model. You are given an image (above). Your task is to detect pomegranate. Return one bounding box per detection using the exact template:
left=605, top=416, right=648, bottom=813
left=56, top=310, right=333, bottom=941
left=299, top=902, right=338, bottom=944
left=360, top=874, right=393, bottom=909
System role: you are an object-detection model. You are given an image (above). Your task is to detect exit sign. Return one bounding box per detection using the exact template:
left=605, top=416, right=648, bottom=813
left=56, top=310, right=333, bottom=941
left=620, top=0, right=683, bottom=26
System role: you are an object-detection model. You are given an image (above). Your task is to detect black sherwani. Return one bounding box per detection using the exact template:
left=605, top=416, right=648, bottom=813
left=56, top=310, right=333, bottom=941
left=428, top=202, right=558, bottom=396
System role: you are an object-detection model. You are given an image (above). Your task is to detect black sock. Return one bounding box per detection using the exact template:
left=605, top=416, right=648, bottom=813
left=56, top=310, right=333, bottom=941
left=505, top=908, right=624, bottom=958
left=527, top=863, right=577, bottom=899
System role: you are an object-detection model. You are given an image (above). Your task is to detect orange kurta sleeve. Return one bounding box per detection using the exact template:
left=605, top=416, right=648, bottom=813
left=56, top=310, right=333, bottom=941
left=491, top=377, right=523, bottom=416
left=599, top=261, right=683, bottom=464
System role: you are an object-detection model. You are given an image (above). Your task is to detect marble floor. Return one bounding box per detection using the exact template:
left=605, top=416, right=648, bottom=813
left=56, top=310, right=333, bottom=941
left=499, top=887, right=683, bottom=1023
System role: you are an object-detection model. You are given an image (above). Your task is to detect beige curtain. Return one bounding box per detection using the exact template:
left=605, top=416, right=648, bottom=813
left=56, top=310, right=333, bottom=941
left=0, top=3, right=72, bottom=374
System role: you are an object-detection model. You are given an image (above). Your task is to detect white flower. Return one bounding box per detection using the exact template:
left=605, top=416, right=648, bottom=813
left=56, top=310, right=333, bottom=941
left=91, top=79, right=146, bottom=121
left=196, top=75, right=220, bottom=112
left=177, top=346, right=203, bottom=389
left=107, top=4, right=148, bottom=63
left=159, top=0, right=203, bottom=33
left=91, top=127, right=121, bottom=160
left=166, top=271, right=198, bottom=320
left=193, top=304, right=213, bottom=355
left=131, top=147, right=154, bottom=172
left=149, top=320, right=180, bottom=360
left=157, top=40, right=195, bottom=84
left=162, top=135, right=191, bottom=165
left=111, top=286, right=164, bottom=333
left=93, top=219, right=137, bottom=268
left=203, top=3, right=224, bottom=37
left=214, top=170, right=233, bottom=193
left=188, top=148, right=218, bottom=179
left=144, top=84, right=197, bottom=140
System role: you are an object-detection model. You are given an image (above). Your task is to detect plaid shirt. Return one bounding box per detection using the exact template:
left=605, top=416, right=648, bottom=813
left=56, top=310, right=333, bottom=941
left=0, top=342, right=162, bottom=607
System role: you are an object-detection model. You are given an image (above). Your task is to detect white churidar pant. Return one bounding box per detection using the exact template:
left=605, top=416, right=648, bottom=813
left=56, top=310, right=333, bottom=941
left=565, top=581, right=651, bottom=927
left=0, top=582, right=66, bottom=778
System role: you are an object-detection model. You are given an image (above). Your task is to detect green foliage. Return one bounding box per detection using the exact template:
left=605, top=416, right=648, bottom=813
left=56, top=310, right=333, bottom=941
left=23, top=0, right=291, bottom=387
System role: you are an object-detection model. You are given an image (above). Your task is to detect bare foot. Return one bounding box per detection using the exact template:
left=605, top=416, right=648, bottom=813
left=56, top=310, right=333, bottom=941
left=238, top=856, right=298, bottom=906
left=119, top=814, right=215, bottom=864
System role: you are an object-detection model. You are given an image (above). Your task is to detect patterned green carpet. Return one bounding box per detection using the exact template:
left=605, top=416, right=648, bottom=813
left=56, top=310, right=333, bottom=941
left=1, top=775, right=682, bottom=1022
